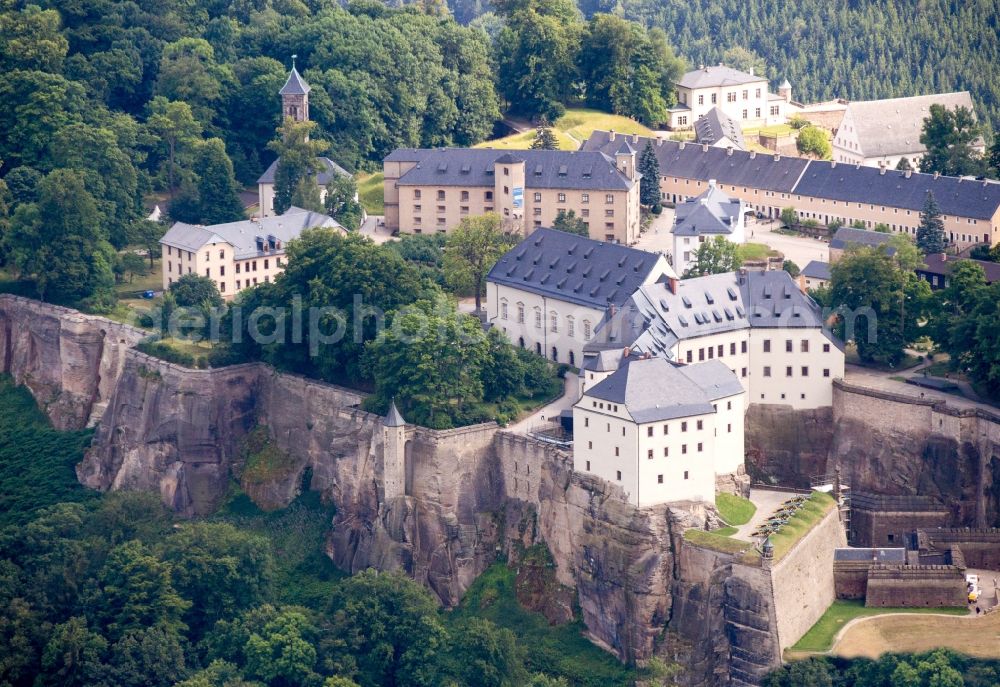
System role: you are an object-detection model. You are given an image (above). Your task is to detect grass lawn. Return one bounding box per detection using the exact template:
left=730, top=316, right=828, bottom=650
left=737, top=242, right=777, bottom=262
left=684, top=528, right=753, bottom=555
left=713, top=525, right=738, bottom=537
left=451, top=563, right=640, bottom=686
left=479, top=109, right=653, bottom=152
left=830, top=606, right=998, bottom=660
left=357, top=172, right=385, bottom=215
left=768, top=491, right=837, bottom=561
left=716, top=493, right=756, bottom=526
left=790, top=600, right=970, bottom=654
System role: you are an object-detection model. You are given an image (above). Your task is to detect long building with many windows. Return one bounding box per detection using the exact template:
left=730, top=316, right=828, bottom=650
left=582, top=131, right=1000, bottom=250
left=383, top=146, right=641, bottom=244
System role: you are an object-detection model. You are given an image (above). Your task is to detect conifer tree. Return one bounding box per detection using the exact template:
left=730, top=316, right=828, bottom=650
left=638, top=140, right=661, bottom=207
left=916, top=191, right=947, bottom=254
left=530, top=119, right=558, bottom=150
left=193, top=138, right=245, bottom=225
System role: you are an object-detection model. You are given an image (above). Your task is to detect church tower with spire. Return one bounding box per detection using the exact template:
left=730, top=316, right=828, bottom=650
left=381, top=400, right=407, bottom=500
left=280, top=55, right=311, bottom=123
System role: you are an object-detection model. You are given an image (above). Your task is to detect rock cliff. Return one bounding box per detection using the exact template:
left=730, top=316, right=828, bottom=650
left=0, top=295, right=146, bottom=429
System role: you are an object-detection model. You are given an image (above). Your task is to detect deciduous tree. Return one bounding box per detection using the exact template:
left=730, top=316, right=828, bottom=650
left=192, top=138, right=245, bottom=225
left=796, top=125, right=831, bottom=159
left=684, top=236, right=740, bottom=277
left=267, top=118, right=327, bottom=216
left=919, top=104, right=984, bottom=177
left=324, top=175, right=364, bottom=230
left=443, top=213, right=518, bottom=313
left=552, top=209, right=589, bottom=236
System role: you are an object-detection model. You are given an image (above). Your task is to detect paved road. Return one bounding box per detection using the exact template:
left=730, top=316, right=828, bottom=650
left=733, top=488, right=808, bottom=542
left=358, top=215, right=394, bottom=245
left=751, top=217, right=830, bottom=269
left=843, top=364, right=993, bottom=413
left=509, top=373, right=579, bottom=434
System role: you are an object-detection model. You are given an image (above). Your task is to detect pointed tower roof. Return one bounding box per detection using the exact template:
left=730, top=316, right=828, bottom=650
left=615, top=140, right=637, bottom=155
left=280, top=66, right=311, bottom=96
left=779, top=78, right=792, bottom=90
left=384, top=400, right=406, bottom=427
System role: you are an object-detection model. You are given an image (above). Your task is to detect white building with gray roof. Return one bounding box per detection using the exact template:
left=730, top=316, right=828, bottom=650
left=582, top=269, right=844, bottom=410
left=486, top=228, right=675, bottom=368
left=832, top=92, right=984, bottom=170
left=573, top=356, right=745, bottom=506
left=671, top=180, right=746, bottom=275
left=668, top=64, right=790, bottom=130
left=159, top=207, right=342, bottom=298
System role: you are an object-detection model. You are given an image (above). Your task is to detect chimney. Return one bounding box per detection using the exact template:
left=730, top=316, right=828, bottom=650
left=879, top=167, right=887, bottom=175
left=905, top=169, right=912, bottom=179
left=709, top=178, right=717, bottom=189
left=749, top=67, right=754, bottom=76
left=773, top=153, right=781, bottom=162
left=831, top=160, right=837, bottom=168
left=632, top=132, right=640, bottom=144
left=702, top=143, right=709, bottom=152
left=656, top=135, right=663, bottom=147
left=934, top=171, right=940, bottom=179
left=750, top=151, right=757, bottom=159
left=727, top=146, right=734, bottom=156
left=623, top=346, right=631, bottom=359
left=679, top=141, right=686, bottom=150
left=609, top=129, right=616, bottom=142
left=667, top=276, right=679, bottom=294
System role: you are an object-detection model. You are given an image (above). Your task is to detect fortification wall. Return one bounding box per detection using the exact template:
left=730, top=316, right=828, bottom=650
left=833, top=561, right=869, bottom=599
left=925, top=528, right=1000, bottom=569
left=865, top=564, right=967, bottom=607
left=770, top=506, right=847, bottom=650
left=0, top=295, right=147, bottom=429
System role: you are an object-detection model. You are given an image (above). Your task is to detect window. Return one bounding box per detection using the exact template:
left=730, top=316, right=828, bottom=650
left=205, top=268, right=210, bottom=277
left=605, top=194, right=614, bottom=204
left=756, top=88, right=762, bottom=98
left=647, top=449, right=653, bottom=459
left=533, top=207, right=542, bottom=216
left=437, top=190, right=445, bottom=200
left=727, top=92, right=736, bottom=102
left=663, top=447, right=669, bottom=456
left=485, top=191, right=493, bottom=201
left=414, top=189, right=422, bottom=199
left=823, top=368, right=830, bottom=377
left=517, top=303, right=524, bottom=323
left=717, top=344, right=723, bottom=357
left=823, top=343, right=831, bottom=353
left=584, top=418, right=589, bottom=428
left=770, top=105, right=779, bottom=117
left=219, top=249, right=224, bottom=259
left=220, top=266, right=225, bottom=276
left=678, top=116, right=687, bottom=126
left=696, top=420, right=703, bottom=430
left=801, top=366, right=809, bottom=376
left=586, top=460, right=590, bottom=470
left=236, top=280, right=241, bottom=289
left=684, top=471, right=689, bottom=480
left=461, top=190, right=469, bottom=201
left=264, top=259, right=269, bottom=269
left=686, top=351, right=693, bottom=363
left=534, top=308, right=542, bottom=329
left=205, top=251, right=210, bottom=261
left=786, top=366, right=793, bottom=377
left=657, top=474, right=663, bottom=484
left=785, top=339, right=793, bottom=353
left=219, top=281, right=225, bottom=292
left=550, top=312, right=558, bottom=332
left=682, top=444, right=687, bottom=454
left=742, top=109, right=748, bottom=119
left=582, top=193, right=589, bottom=203
left=763, top=339, right=771, bottom=352
left=605, top=209, right=614, bottom=217
left=801, top=340, right=809, bottom=353
left=681, top=421, right=688, bottom=432
left=616, top=471, right=621, bottom=481
left=662, top=424, right=668, bottom=435
left=558, top=193, right=566, bottom=203
left=583, top=320, right=591, bottom=340
left=582, top=209, right=589, bottom=217
left=697, top=442, right=703, bottom=452
left=730, top=342, right=736, bottom=355
left=755, top=108, right=761, bottom=118
left=647, top=427, right=654, bottom=437
left=615, top=447, right=619, bottom=456
left=500, top=300, right=508, bottom=320
left=764, top=366, right=771, bottom=377
left=742, top=89, right=748, bottom=100
left=710, top=93, right=717, bottom=104
left=698, top=94, right=704, bottom=105
left=567, top=317, right=574, bottom=337
left=534, top=192, right=541, bottom=202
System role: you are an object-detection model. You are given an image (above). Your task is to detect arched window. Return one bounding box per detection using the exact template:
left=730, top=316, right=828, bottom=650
left=516, top=302, right=524, bottom=323
left=534, top=307, right=542, bottom=329
left=550, top=311, right=558, bottom=333
left=518, top=337, right=525, bottom=348
left=566, top=316, right=575, bottom=338
left=551, top=346, right=558, bottom=361
left=583, top=320, right=592, bottom=340
left=569, top=350, right=575, bottom=366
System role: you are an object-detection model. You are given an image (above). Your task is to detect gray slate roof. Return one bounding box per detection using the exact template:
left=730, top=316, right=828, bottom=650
left=585, top=270, right=839, bottom=360
left=387, top=148, right=635, bottom=191
left=917, top=253, right=1000, bottom=283
left=843, top=92, right=975, bottom=158
left=834, top=548, right=907, bottom=564
left=793, top=162, right=1000, bottom=221
left=694, top=107, right=747, bottom=150
left=673, top=183, right=743, bottom=237
left=829, top=227, right=894, bottom=251
left=160, top=207, right=341, bottom=260
left=487, top=228, right=669, bottom=310
left=279, top=67, right=310, bottom=95
left=677, top=65, right=766, bottom=90
left=801, top=260, right=831, bottom=281
left=582, top=132, right=808, bottom=193
left=257, top=157, right=351, bottom=185
left=585, top=357, right=741, bottom=423
left=581, top=130, right=1000, bottom=220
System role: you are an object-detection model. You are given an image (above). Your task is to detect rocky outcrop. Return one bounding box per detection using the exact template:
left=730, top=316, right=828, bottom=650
left=745, top=404, right=833, bottom=487
left=0, top=295, right=146, bottom=429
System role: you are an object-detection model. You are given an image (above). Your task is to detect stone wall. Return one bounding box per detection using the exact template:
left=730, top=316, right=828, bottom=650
left=769, top=506, right=847, bottom=651
left=833, top=561, right=869, bottom=599
left=865, top=564, right=967, bottom=607
left=0, top=295, right=147, bottom=429
left=923, top=528, right=1000, bottom=569
left=850, top=493, right=951, bottom=548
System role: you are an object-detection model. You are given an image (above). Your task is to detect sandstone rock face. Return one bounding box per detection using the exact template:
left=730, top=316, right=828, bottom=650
left=0, top=295, right=146, bottom=429
left=745, top=404, right=833, bottom=487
